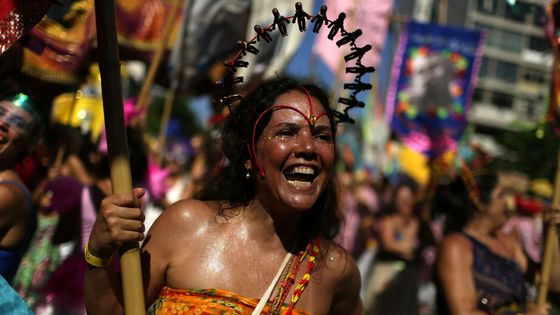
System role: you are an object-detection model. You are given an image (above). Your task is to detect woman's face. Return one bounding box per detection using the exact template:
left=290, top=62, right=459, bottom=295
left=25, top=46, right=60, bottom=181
left=0, top=100, right=34, bottom=160
left=484, top=185, right=508, bottom=227
left=254, top=90, right=335, bottom=214
left=395, top=185, right=415, bottom=215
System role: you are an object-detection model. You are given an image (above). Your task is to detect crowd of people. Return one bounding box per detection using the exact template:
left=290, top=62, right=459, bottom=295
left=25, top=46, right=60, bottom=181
left=1, top=72, right=560, bottom=315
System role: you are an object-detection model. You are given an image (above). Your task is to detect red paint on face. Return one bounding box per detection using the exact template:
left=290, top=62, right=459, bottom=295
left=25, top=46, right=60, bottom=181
left=253, top=90, right=335, bottom=215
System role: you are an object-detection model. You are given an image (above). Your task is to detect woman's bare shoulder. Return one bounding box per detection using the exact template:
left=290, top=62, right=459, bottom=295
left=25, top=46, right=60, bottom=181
left=321, top=242, right=360, bottom=282
left=438, top=232, right=473, bottom=263
left=440, top=232, right=471, bottom=248
left=146, top=199, right=219, bottom=236
left=321, top=242, right=363, bottom=314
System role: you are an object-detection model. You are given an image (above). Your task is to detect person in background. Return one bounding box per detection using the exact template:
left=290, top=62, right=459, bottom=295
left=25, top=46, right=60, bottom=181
left=434, top=170, right=560, bottom=315
left=0, top=92, right=44, bottom=284
left=364, top=176, right=432, bottom=315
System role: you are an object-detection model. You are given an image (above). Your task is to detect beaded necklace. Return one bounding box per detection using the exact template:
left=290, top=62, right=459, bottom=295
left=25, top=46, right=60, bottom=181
left=267, top=239, right=321, bottom=315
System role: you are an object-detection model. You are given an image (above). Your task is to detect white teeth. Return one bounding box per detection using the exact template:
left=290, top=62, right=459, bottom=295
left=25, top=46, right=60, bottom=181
left=287, top=166, right=315, bottom=175
left=287, top=180, right=312, bottom=188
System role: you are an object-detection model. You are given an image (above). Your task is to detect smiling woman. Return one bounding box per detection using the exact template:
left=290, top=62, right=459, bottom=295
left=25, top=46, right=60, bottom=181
left=85, top=76, right=363, bottom=315
left=0, top=93, right=44, bottom=284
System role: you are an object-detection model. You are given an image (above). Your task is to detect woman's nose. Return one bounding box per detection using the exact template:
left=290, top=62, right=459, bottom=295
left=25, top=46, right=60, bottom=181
left=295, top=130, right=316, bottom=157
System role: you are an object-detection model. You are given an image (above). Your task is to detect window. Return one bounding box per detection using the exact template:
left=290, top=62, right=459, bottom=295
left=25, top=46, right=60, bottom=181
left=532, top=6, right=547, bottom=27
left=495, top=61, right=518, bottom=83
left=473, top=87, right=484, bottom=102
left=479, top=57, right=490, bottom=77
left=505, top=1, right=529, bottom=22
left=500, top=30, right=523, bottom=52
left=479, top=25, right=497, bottom=48
left=477, top=0, right=497, bottom=14
left=491, top=91, right=513, bottom=109
left=528, top=36, right=550, bottom=53
left=526, top=100, right=536, bottom=117
left=523, top=70, right=546, bottom=84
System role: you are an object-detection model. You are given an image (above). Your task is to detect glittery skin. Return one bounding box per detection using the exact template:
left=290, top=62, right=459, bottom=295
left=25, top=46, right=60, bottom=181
left=0, top=0, right=52, bottom=54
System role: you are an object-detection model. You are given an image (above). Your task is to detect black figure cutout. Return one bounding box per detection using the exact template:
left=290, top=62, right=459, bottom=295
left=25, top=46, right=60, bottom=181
left=346, top=64, right=376, bottom=80
left=254, top=25, right=273, bottom=43
left=327, top=12, right=346, bottom=40
left=343, top=81, right=372, bottom=93
left=344, top=44, right=372, bottom=62
left=219, top=94, right=243, bottom=105
left=272, top=8, right=290, bottom=37
left=236, top=40, right=259, bottom=56
left=224, top=59, right=249, bottom=72
left=292, top=2, right=311, bottom=32
left=332, top=110, right=354, bottom=124
left=338, top=95, right=365, bottom=109
left=310, top=4, right=328, bottom=33
left=214, top=75, right=243, bottom=89
left=345, top=65, right=376, bottom=75
left=336, top=29, right=362, bottom=47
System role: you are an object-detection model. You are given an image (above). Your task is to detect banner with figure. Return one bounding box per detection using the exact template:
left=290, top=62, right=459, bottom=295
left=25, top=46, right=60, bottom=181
left=386, top=21, right=484, bottom=158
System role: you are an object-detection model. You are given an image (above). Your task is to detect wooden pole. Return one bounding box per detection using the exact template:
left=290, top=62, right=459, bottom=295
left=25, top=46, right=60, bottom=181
left=438, top=0, right=448, bottom=25
left=93, top=0, right=145, bottom=314
left=156, top=86, right=176, bottom=165
left=135, top=0, right=182, bottom=110
left=53, top=90, right=83, bottom=168
left=537, top=148, right=560, bottom=306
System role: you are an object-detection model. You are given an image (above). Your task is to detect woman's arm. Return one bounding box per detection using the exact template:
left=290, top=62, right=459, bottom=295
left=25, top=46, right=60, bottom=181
left=437, top=233, right=488, bottom=315
left=84, top=187, right=168, bottom=314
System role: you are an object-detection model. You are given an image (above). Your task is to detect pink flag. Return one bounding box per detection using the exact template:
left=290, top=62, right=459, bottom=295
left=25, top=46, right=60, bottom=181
left=313, top=0, right=393, bottom=76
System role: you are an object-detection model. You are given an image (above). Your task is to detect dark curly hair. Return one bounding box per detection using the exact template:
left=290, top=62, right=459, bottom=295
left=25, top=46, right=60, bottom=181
left=433, top=172, right=498, bottom=234
left=196, top=76, right=342, bottom=242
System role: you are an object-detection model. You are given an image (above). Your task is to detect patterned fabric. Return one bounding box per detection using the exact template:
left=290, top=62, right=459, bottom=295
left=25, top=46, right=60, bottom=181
left=0, top=0, right=52, bottom=54
left=12, top=213, right=61, bottom=310
left=21, top=0, right=96, bottom=85
left=151, top=287, right=313, bottom=315
left=464, top=233, right=527, bottom=315
left=0, top=274, right=33, bottom=314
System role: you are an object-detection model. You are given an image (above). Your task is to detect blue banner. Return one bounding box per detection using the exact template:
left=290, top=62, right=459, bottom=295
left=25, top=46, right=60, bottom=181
left=385, top=21, right=484, bottom=158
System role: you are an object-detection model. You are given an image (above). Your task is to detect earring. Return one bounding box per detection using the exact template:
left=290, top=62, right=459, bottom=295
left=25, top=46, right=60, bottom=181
left=244, top=160, right=252, bottom=180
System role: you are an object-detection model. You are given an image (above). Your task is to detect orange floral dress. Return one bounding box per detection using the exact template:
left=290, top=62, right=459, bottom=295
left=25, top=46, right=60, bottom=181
left=150, top=287, right=313, bottom=315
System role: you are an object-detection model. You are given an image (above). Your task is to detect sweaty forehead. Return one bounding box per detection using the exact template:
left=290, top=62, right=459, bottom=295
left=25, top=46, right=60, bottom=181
left=271, top=91, right=329, bottom=120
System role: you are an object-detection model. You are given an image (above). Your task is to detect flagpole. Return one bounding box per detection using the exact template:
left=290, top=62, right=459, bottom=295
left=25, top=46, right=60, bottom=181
left=93, top=0, right=145, bottom=313
left=438, top=0, right=447, bottom=25
left=156, top=85, right=176, bottom=165
left=537, top=147, right=560, bottom=306
left=136, top=0, right=182, bottom=110
left=54, top=90, right=82, bottom=168
left=537, top=56, right=560, bottom=306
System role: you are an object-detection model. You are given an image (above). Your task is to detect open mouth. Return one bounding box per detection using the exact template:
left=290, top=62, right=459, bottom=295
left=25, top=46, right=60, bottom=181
left=0, top=135, right=7, bottom=145
left=283, top=165, right=318, bottom=188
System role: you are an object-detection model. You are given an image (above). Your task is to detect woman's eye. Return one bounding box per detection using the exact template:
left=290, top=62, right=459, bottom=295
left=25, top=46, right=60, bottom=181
left=8, top=116, right=27, bottom=131
left=277, top=130, right=296, bottom=138
left=314, top=133, right=333, bottom=142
